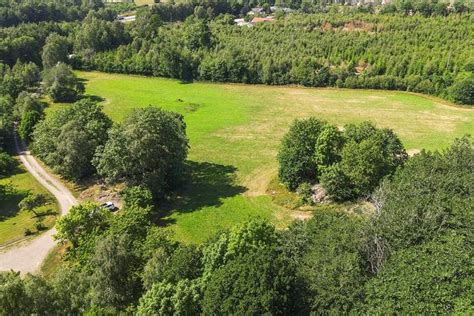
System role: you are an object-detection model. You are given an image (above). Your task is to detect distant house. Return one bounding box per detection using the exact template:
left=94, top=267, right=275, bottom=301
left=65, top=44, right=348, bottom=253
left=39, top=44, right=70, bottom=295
left=251, top=17, right=275, bottom=24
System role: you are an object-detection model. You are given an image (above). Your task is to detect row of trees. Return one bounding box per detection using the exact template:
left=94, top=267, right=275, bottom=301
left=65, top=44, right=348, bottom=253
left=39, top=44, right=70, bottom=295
left=86, top=11, right=473, bottom=105
left=278, top=119, right=407, bottom=201
left=32, top=102, right=189, bottom=197
left=1, top=2, right=472, bottom=104
left=0, top=0, right=103, bottom=27
left=1, top=137, right=472, bottom=313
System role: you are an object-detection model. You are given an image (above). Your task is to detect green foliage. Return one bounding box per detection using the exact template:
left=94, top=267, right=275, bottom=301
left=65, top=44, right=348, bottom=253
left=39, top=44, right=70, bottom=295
left=0, top=151, right=16, bottom=177
left=278, top=117, right=327, bottom=190
left=18, top=193, right=47, bottom=215
left=32, top=99, right=112, bottom=180
left=280, top=119, right=407, bottom=200
left=18, top=110, right=42, bottom=142
left=0, top=61, right=40, bottom=99
left=364, top=233, right=474, bottom=314
left=366, top=137, right=473, bottom=259
left=449, top=76, right=474, bottom=105
left=43, top=63, right=84, bottom=102
left=202, top=248, right=299, bottom=315
left=73, top=12, right=128, bottom=54
left=93, top=107, right=188, bottom=197
left=90, top=12, right=473, bottom=104
left=142, top=245, right=202, bottom=289
left=320, top=121, right=407, bottom=200
left=121, top=186, right=153, bottom=208
left=42, top=33, right=69, bottom=69
left=55, top=202, right=111, bottom=248
left=90, top=233, right=142, bottom=310
left=0, top=272, right=30, bottom=315
left=137, top=279, right=201, bottom=316
left=299, top=210, right=367, bottom=313
left=13, top=92, right=43, bottom=120
left=296, top=182, right=313, bottom=205
left=314, top=124, right=344, bottom=171
left=319, top=164, right=355, bottom=201
left=202, top=218, right=279, bottom=276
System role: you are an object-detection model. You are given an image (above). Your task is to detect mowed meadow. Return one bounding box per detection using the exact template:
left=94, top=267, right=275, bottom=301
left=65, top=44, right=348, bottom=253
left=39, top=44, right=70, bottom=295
left=49, top=71, right=474, bottom=243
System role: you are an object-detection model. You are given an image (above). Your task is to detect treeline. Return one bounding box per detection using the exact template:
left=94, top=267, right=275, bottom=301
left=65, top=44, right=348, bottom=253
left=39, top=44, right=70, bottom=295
left=88, top=11, right=473, bottom=104
left=0, top=1, right=472, bottom=104
left=0, top=0, right=103, bottom=27
left=1, top=137, right=472, bottom=314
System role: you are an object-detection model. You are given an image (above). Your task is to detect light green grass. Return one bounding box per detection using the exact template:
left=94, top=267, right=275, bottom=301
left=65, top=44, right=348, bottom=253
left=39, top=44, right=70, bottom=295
left=0, top=163, right=59, bottom=246
left=48, top=71, right=474, bottom=243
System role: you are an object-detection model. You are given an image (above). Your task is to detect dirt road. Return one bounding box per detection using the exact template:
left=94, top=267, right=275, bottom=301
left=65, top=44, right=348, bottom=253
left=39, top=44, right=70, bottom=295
left=0, top=135, right=77, bottom=274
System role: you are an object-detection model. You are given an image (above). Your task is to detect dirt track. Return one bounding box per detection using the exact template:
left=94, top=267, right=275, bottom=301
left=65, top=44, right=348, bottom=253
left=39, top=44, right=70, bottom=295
left=0, top=135, right=77, bottom=274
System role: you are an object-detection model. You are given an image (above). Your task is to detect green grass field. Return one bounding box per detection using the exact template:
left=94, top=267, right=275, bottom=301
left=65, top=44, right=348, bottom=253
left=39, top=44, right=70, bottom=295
left=49, top=71, right=474, bottom=243
left=0, top=163, right=59, bottom=246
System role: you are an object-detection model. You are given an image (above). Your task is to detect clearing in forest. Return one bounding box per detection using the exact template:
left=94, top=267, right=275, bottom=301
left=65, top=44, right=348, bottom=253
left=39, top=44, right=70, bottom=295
left=47, top=71, right=474, bottom=243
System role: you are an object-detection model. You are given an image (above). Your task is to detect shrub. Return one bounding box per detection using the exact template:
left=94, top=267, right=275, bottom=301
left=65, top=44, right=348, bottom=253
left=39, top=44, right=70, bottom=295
left=297, top=182, right=314, bottom=205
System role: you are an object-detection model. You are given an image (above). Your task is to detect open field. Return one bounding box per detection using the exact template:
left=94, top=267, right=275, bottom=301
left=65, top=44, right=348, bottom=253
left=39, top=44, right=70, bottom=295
left=49, top=71, right=474, bottom=243
left=0, top=163, right=58, bottom=246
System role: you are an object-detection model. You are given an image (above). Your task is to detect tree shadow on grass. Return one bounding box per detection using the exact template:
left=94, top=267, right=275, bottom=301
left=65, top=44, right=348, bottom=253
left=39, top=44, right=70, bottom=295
left=156, top=161, right=247, bottom=225
left=0, top=188, right=28, bottom=221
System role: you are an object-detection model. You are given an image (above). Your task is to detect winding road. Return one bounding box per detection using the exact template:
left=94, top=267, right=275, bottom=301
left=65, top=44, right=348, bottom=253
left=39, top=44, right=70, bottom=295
left=0, top=134, right=77, bottom=274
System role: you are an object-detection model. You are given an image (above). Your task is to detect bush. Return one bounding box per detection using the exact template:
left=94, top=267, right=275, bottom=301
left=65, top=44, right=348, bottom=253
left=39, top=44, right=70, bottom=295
left=296, top=182, right=314, bottom=205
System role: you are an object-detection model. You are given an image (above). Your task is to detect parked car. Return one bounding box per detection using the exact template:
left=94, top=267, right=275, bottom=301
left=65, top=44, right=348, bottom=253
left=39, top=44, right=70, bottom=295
left=101, top=201, right=118, bottom=212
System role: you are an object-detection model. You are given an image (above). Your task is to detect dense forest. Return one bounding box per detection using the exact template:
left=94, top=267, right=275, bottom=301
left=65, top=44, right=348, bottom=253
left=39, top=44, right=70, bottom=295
left=0, top=0, right=473, bottom=104
left=0, top=0, right=473, bottom=314
left=91, top=11, right=473, bottom=104
left=1, top=137, right=473, bottom=314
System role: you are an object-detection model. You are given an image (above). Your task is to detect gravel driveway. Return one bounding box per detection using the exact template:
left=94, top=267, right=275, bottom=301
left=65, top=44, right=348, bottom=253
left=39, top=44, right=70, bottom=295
left=0, top=135, right=77, bottom=274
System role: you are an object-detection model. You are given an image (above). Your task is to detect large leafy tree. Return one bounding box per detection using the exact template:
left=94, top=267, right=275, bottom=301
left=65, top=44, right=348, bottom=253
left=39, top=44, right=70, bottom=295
left=43, top=63, right=84, bottom=102
left=278, top=117, right=327, bottom=190
left=93, top=107, right=189, bottom=197
left=90, top=233, right=142, bottom=311
left=320, top=122, right=407, bottom=201
left=137, top=279, right=201, bottom=316
left=42, top=33, right=69, bottom=69
left=298, top=209, right=368, bottom=313
left=364, top=233, right=474, bottom=314
left=449, top=76, right=474, bottom=105
left=32, top=99, right=112, bottom=180
left=202, top=248, right=300, bottom=315
left=365, top=136, right=474, bottom=271
left=55, top=202, right=111, bottom=249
